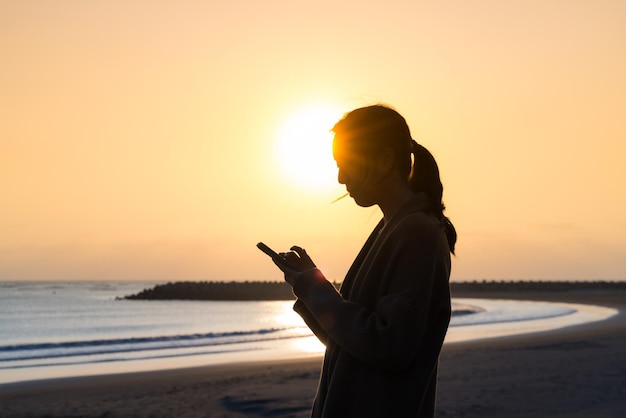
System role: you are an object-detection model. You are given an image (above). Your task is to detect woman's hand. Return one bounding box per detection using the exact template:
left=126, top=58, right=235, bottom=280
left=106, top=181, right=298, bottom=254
left=274, top=246, right=316, bottom=286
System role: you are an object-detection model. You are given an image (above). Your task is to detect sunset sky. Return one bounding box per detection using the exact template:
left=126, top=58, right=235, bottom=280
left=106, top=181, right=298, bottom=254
left=2, top=1, right=625, bottom=282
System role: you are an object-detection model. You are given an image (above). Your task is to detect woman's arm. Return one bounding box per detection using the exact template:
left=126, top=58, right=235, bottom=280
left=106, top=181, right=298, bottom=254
left=291, top=222, right=449, bottom=371
left=293, top=299, right=329, bottom=345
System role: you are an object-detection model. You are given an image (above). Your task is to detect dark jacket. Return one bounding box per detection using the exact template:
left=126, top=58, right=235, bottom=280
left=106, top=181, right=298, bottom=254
left=292, top=193, right=452, bottom=418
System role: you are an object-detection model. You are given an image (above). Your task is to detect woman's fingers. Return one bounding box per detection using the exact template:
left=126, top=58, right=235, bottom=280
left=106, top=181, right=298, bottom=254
left=289, top=246, right=316, bottom=268
left=290, top=246, right=308, bottom=258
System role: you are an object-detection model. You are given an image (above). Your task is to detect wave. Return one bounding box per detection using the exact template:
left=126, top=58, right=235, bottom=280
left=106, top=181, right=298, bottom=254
left=450, top=299, right=577, bottom=327
left=0, top=305, right=501, bottom=373
left=0, top=327, right=310, bottom=363
left=1, top=347, right=259, bottom=371
left=1, top=304, right=486, bottom=366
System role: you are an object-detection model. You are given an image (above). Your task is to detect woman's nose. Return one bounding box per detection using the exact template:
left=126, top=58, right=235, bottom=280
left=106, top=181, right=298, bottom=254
left=337, top=168, right=347, bottom=185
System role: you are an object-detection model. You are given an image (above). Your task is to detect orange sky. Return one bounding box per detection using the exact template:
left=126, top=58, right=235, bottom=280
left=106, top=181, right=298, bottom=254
left=2, top=1, right=625, bottom=281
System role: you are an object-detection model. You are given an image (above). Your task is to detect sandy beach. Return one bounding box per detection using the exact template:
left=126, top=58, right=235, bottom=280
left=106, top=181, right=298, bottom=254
left=1, top=289, right=625, bottom=418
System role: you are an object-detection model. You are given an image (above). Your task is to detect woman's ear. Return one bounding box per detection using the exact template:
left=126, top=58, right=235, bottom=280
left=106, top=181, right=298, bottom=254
left=378, top=147, right=396, bottom=175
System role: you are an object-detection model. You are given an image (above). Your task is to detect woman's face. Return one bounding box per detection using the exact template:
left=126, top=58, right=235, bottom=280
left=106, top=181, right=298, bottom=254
left=334, top=143, right=382, bottom=208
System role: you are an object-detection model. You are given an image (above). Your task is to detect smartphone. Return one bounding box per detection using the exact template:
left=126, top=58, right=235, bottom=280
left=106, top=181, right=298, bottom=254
left=256, top=242, right=295, bottom=269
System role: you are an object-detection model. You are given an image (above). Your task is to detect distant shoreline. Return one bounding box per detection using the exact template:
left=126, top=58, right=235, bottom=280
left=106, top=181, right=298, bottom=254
left=120, top=280, right=626, bottom=301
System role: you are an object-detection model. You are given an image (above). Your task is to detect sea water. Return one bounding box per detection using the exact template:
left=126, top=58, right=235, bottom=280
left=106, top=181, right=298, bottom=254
left=0, top=281, right=616, bottom=384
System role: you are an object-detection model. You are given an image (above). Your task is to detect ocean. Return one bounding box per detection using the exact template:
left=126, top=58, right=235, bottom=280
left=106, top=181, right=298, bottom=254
left=0, top=281, right=615, bottom=385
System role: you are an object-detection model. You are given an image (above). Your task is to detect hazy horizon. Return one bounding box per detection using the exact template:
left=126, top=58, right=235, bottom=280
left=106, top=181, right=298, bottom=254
left=2, top=1, right=625, bottom=282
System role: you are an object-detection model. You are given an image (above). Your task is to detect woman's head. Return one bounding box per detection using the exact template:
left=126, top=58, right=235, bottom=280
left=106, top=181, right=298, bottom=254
left=332, top=106, right=412, bottom=185
left=331, top=106, right=411, bottom=207
left=332, top=104, right=456, bottom=253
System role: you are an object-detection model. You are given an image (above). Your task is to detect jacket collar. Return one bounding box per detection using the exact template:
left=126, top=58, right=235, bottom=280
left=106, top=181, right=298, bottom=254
left=376, top=192, right=431, bottom=235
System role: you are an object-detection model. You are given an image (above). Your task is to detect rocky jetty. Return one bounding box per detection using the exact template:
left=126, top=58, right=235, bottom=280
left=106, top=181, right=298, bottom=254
left=121, top=280, right=625, bottom=301
left=122, top=280, right=341, bottom=301
left=450, top=280, right=626, bottom=293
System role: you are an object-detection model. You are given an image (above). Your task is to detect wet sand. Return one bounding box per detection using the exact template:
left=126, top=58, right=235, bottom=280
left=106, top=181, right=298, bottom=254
left=1, top=289, right=625, bottom=418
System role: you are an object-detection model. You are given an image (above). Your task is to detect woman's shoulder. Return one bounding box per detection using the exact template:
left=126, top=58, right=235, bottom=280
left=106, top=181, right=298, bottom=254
left=396, top=211, right=442, bottom=236
left=377, top=212, right=447, bottom=261
left=383, top=193, right=445, bottom=240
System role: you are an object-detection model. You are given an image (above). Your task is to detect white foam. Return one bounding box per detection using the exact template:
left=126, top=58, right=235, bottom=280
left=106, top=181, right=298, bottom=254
left=445, top=298, right=618, bottom=343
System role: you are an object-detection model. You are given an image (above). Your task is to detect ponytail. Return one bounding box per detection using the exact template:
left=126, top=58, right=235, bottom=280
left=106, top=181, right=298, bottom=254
left=410, top=140, right=457, bottom=254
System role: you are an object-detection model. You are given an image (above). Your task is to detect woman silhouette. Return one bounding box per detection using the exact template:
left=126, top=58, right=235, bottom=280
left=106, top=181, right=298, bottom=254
left=273, top=104, right=456, bottom=418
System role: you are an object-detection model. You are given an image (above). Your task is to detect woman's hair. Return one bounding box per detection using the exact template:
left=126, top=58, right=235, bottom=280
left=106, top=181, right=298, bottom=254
left=332, top=104, right=456, bottom=254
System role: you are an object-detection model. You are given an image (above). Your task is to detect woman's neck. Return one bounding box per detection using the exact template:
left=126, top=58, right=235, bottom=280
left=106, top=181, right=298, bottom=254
left=377, top=183, right=415, bottom=226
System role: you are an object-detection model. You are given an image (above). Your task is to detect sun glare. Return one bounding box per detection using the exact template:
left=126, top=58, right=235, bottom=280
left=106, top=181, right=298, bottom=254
left=275, top=104, right=343, bottom=190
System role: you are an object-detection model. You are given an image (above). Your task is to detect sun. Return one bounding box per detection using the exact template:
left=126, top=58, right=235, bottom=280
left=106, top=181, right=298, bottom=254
left=275, top=104, right=343, bottom=190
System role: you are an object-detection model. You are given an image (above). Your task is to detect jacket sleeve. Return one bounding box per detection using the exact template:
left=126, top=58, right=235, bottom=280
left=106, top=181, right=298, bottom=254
left=293, top=299, right=329, bottom=345
left=291, top=220, right=447, bottom=371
